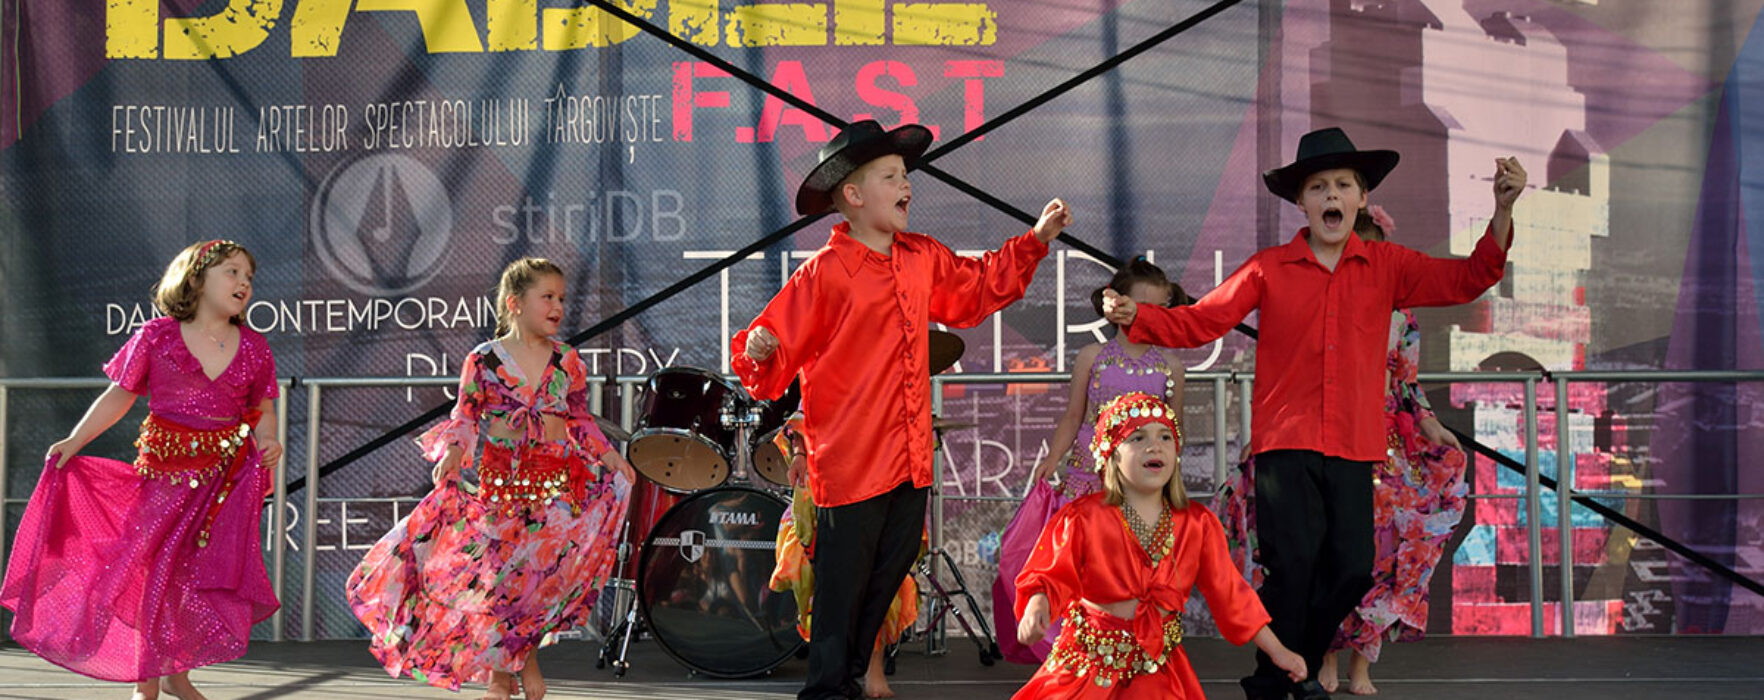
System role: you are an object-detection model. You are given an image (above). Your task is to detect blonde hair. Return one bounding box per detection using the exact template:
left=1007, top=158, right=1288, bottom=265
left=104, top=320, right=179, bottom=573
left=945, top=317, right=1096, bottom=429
left=152, top=240, right=256, bottom=324
left=493, top=257, right=565, bottom=337
left=1100, top=433, right=1190, bottom=510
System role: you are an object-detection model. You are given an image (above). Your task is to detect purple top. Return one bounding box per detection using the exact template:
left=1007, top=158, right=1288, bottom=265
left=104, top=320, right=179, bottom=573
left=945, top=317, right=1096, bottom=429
left=104, top=317, right=279, bottom=430
left=1063, top=337, right=1182, bottom=495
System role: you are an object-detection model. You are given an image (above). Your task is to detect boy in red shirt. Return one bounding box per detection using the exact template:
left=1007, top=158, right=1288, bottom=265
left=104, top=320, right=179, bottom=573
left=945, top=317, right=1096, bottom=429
left=734, top=119, right=1071, bottom=700
left=1103, top=127, right=1526, bottom=699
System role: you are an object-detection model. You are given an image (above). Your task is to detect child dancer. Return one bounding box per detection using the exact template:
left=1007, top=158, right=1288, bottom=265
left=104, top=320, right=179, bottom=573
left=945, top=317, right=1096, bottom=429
left=1014, top=392, right=1304, bottom=698
left=2, top=240, right=282, bottom=700
left=347, top=257, right=636, bottom=700
left=1218, top=206, right=1468, bottom=695
left=1104, top=128, right=1523, bottom=699
left=994, top=258, right=1185, bottom=664
left=734, top=119, right=1069, bottom=700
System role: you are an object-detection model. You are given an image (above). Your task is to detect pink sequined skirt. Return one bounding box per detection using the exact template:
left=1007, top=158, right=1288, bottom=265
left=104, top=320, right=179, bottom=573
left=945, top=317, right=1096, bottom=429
left=1, top=453, right=279, bottom=682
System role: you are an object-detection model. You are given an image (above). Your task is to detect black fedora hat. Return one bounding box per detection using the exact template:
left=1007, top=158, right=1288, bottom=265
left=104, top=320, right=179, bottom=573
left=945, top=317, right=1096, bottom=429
left=1261, top=127, right=1399, bottom=203
left=795, top=120, right=934, bottom=216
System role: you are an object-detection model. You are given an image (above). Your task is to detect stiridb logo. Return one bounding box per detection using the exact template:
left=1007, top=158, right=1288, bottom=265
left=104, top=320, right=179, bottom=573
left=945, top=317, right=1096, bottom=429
left=310, top=154, right=452, bottom=296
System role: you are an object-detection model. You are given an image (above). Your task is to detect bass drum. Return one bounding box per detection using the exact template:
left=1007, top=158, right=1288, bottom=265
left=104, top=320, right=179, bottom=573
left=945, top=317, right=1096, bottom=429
left=636, top=486, right=801, bottom=678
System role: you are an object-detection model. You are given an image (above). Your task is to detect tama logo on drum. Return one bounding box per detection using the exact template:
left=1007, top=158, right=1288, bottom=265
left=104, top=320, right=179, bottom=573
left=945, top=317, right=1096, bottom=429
left=710, top=510, right=761, bottom=526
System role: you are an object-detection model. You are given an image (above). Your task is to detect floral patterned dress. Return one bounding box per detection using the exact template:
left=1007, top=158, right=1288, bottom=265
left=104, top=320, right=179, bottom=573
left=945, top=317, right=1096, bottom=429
left=346, top=339, right=631, bottom=690
left=994, top=337, right=1184, bottom=664
left=1218, top=310, right=1467, bottom=661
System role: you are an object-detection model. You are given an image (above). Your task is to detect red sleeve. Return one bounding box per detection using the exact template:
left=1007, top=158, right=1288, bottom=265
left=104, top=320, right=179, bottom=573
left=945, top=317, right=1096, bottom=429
left=1014, top=503, right=1085, bottom=620
left=1124, top=256, right=1263, bottom=348
left=733, top=260, right=840, bottom=401
left=103, top=318, right=166, bottom=395
left=1192, top=505, right=1272, bottom=645
left=926, top=230, right=1050, bottom=328
left=1389, top=221, right=1510, bottom=309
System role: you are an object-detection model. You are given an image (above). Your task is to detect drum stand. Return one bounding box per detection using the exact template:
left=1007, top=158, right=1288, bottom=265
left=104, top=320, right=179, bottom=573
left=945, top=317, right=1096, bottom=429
left=598, top=396, right=767, bottom=678
left=917, top=547, right=1002, bottom=666
left=596, top=520, right=642, bottom=677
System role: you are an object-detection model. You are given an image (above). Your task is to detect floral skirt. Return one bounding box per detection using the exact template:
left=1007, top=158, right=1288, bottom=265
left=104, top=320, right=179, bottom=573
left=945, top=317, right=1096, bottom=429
left=1219, top=405, right=1467, bottom=660
left=346, top=441, right=631, bottom=690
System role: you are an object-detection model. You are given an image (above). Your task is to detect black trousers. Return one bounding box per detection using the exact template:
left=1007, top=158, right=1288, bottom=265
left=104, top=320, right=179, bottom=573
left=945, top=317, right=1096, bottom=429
left=799, top=481, right=927, bottom=700
left=1241, top=450, right=1375, bottom=698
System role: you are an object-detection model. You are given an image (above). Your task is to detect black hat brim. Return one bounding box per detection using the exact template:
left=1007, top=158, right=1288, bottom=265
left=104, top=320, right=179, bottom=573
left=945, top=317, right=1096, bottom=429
left=1262, top=150, right=1400, bottom=203
left=795, top=124, right=934, bottom=216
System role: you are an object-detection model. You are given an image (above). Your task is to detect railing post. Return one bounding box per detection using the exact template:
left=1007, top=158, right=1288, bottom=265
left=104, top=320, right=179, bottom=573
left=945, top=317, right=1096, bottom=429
left=1524, top=376, right=1544, bottom=638
left=1238, top=375, right=1253, bottom=465
left=1213, top=375, right=1229, bottom=489
left=1556, top=376, right=1575, bottom=638
left=302, top=383, right=322, bottom=642
left=0, top=385, right=9, bottom=642
left=928, top=375, right=948, bottom=656
left=271, top=384, right=290, bottom=642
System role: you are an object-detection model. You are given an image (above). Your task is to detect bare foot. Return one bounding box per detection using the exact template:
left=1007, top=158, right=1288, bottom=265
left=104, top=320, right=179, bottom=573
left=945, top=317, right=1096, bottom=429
left=1318, top=652, right=1340, bottom=693
left=518, top=649, right=547, bottom=700
left=863, top=651, right=895, bottom=698
left=480, top=671, right=515, bottom=700
left=130, top=680, right=159, bottom=700
left=160, top=673, right=208, bottom=700
left=1347, top=651, right=1378, bottom=695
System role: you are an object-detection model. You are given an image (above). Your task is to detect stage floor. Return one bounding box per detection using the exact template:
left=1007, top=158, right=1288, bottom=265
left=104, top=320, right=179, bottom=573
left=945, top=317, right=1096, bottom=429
left=2, top=634, right=1760, bottom=699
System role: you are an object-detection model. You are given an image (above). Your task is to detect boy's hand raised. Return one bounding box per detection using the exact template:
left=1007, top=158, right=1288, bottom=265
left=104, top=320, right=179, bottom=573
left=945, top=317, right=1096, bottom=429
left=1032, top=198, right=1073, bottom=244
left=746, top=326, right=780, bottom=362
left=1494, top=157, right=1527, bottom=211
left=1101, top=289, right=1138, bottom=326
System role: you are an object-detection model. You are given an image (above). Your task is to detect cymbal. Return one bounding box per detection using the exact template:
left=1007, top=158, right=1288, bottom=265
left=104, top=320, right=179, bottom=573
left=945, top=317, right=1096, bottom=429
left=931, top=417, right=977, bottom=431
left=594, top=416, right=632, bottom=443
left=929, top=330, right=965, bottom=376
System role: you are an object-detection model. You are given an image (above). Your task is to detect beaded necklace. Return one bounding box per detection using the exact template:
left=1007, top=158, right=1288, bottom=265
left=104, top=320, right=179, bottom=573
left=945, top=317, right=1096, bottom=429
left=1120, top=501, right=1174, bottom=566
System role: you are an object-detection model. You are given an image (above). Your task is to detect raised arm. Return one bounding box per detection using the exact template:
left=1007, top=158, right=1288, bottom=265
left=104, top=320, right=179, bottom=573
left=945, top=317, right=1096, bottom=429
left=926, top=231, right=1051, bottom=328
left=733, top=263, right=839, bottom=401
left=1109, top=258, right=1263, bottom=348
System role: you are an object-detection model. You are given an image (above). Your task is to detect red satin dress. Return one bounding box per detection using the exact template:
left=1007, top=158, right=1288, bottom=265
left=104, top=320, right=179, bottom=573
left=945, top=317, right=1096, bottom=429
left=1014, top=495, right=1271, bottom=698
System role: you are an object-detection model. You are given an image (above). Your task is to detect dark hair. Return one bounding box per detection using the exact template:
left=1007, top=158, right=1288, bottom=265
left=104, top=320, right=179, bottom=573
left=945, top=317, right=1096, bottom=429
left=1090, top=257, right=1186, bottom=318
left=1352, top=208, right=1385, bottom=242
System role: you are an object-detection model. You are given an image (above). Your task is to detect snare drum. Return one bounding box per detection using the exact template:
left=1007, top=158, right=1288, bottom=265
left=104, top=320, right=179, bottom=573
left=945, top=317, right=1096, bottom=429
left=747, top=381, right=801, bottom=488
left=628, top=367, right=737, bottom=492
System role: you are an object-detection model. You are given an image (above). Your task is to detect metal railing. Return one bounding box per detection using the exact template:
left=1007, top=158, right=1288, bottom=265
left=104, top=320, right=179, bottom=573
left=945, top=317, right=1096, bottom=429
left=4, top=369, right=1763, bottom=643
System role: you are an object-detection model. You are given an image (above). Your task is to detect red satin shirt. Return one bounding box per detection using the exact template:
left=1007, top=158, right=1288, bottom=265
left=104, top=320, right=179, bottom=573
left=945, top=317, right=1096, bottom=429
left=733, top=223, right=1049, bottom=507
left=1126, top=225, right=1509, bottom=463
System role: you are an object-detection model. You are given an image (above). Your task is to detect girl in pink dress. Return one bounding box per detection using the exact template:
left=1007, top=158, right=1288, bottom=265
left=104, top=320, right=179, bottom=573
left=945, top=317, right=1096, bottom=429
left=347, top=257, right=636, bottom=700
left=994, top=258, right=1186, bottom=665
left=2, top=240, right=283, bottom=700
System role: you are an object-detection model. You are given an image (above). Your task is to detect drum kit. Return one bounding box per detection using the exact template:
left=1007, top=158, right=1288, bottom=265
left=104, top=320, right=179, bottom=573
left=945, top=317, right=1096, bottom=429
left=593, top=330, right=1002, bottom=679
